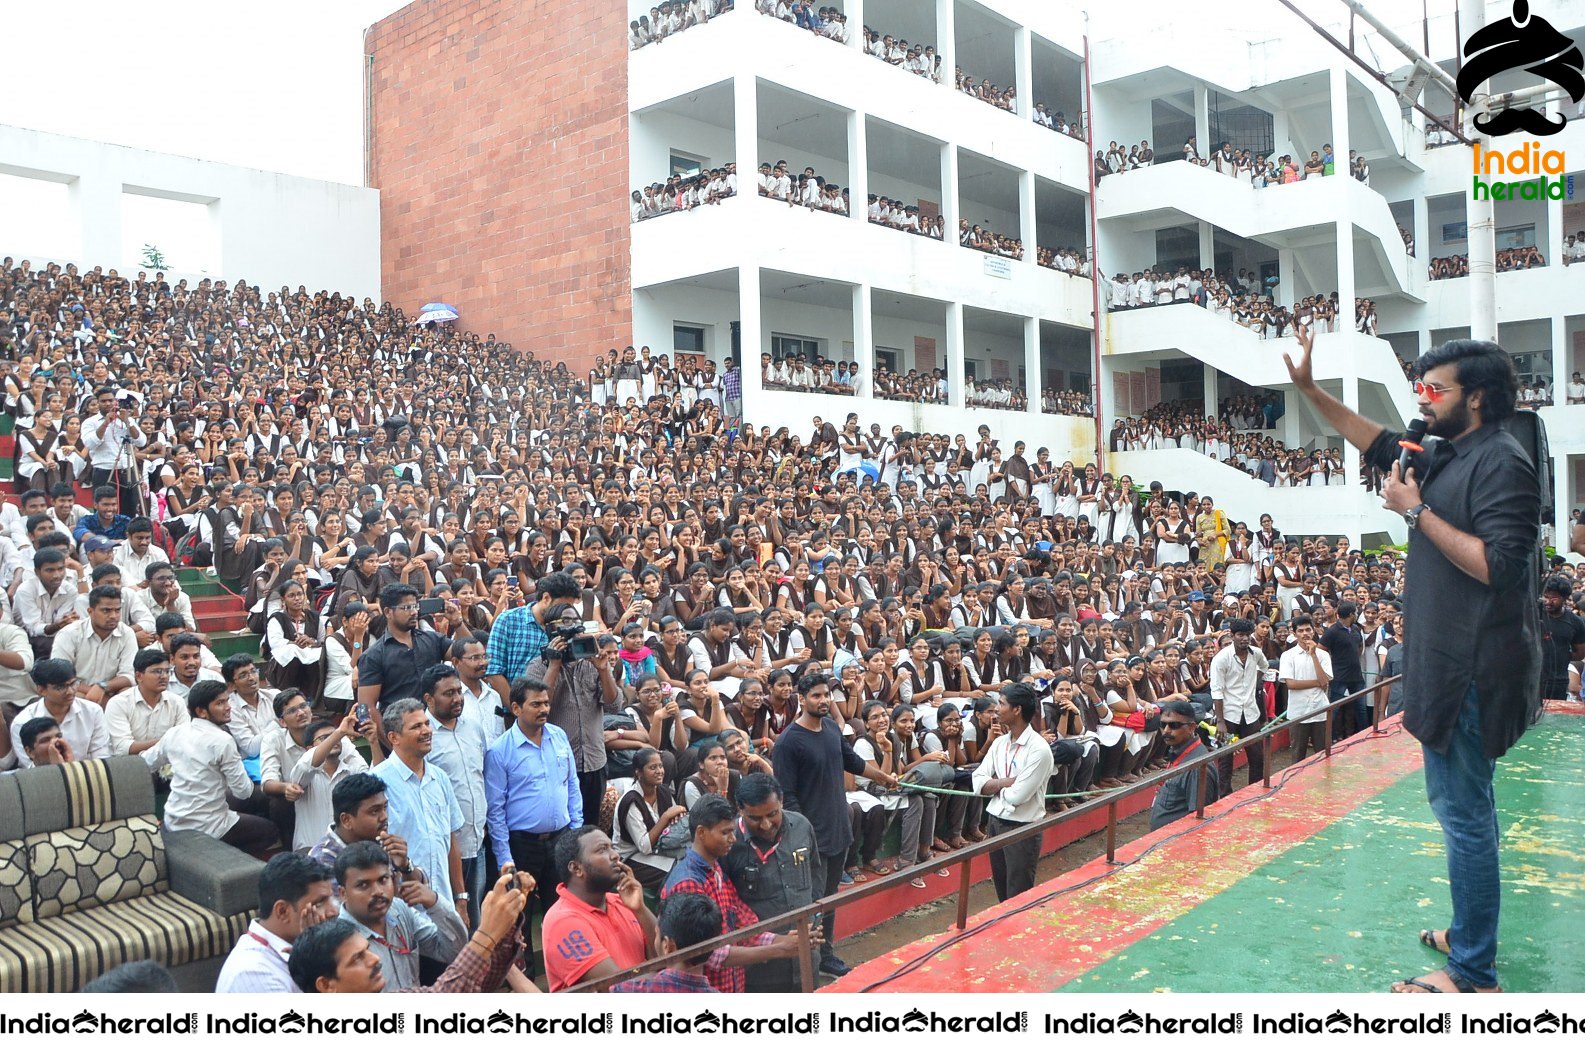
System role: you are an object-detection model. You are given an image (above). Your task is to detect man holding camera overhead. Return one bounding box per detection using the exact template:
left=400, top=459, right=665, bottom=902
left=84, top=385, right=146, bottom=515
left=525, top=603, right=623, bottom=825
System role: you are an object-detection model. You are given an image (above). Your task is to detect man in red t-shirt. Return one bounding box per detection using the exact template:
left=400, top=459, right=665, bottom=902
left=541, top=826, right=657, bottom=991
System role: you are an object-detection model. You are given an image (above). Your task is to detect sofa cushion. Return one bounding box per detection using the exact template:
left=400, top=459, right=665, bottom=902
left=0, top=892, right=251, bottom=993
left=0, top=839, right=31, bottom=928
left=28, top=815, right=167, bottom=920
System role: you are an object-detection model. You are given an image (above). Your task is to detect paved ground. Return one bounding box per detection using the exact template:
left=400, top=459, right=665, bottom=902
left=830, top=711, right=1585, bottom=993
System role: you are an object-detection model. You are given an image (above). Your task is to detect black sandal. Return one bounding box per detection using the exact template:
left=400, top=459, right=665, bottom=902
left=1392, top=971, right=1479, bottom=993
left=1418, top=929, right=1450, bottom=955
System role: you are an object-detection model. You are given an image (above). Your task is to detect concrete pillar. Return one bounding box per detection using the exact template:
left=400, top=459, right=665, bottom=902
left=1193, top=85, right=1210, bottom=160
left=848, top=110, right=869, bottom=228
left=946, top=301, right=966, bottom=408
left=71, top=174, right=122, bottom=269
left=1203, top=362, right=1218, bottom=418
left=1554, top=452, right=1572, bottom=551
left=1412, top=195, right=1429, bottom=268
left=1272, top=111, right=1290, bottom=159
left=852, top=283, right=874, bottom=399
left=1329, top=61, right=1350, bottom=184
left=845, top=0, right=864, bottom=51
left=1277, top=247, right=1295, bottom=305
left=1019, top=169, right=1037, bottom=262
left=1553, top=314, right=1568, bottom=409
left=937, top=0, right=957, bottom=85
left=1547, top=187, right=1565, bottom=273
left=1336, top=218, right=1362, bottom=491
left=1198, top=222, right=1215, bottom=271
left=740, top=264, right=764, bottom=415
left=1023, top=316, right=1040, bottom=413
left=1014, top=27, right=1033, bottom=120
left=941, top=143, right=960, bottom=245
left=735, top=75, right=759, bottom=187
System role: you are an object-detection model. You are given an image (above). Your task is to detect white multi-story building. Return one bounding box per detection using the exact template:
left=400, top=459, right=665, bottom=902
left=626, top=0, right=1583, bottom=546
left=627, top=1, right=1099, bottom=456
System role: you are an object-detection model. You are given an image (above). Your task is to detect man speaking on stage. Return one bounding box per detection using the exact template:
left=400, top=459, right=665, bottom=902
left=1284, top=324, right=1539, bottom=995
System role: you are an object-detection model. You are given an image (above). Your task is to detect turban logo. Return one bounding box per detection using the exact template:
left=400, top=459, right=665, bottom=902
left=1457, top=0, right=1584, bottom=136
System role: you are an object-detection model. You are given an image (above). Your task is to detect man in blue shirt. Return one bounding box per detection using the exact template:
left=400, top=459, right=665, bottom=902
left=72, top=485, right=131, bottom=545
left=485, top=571, right=580, bottom=702
left=372, top=697, right=467, bottom=915
left=484, top=675, right=580, bottom=976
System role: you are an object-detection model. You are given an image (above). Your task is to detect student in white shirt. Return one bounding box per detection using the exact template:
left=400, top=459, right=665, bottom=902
left=145, top=680, right=277, bottom=856
left=1278, top=615, right=1332, bottom=761
left=6, top=658, right=110, bottom=769
left=970, top=683, right=1055, bottom=903
left=287, top=715, right=371, bottom=852
left=105, top=648, right=189, bottom=756
left=215, top=852, right=337, bottom=993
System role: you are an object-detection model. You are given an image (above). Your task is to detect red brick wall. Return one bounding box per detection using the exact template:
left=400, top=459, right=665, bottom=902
left=368, top=0, right=630, bottom=372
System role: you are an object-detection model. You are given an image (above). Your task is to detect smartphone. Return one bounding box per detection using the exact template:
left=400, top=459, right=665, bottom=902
left=354, top=703, right=370, bottom=723
left=418, top=597, right=446, bottom=616
left=507, top=575, right=520, bottom=588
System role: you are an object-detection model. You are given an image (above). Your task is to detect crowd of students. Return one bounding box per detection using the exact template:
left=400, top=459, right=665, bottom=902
left=867, top=195, right=946, bottom=240
left=1105, top=268, right=1382, bottom=341
left=1098, top=137, right=1369, bottom=187
left=960, top=221, right=1025, bottom=260
left=2, top=253, right=1419, bottom=993
left=629, top=0, right=734, bottom=48
left=758, top=0, right=849, bottom=42
left=1429, top=246, right=1548, bottom=280
left=631, top=166, right=739, bottom=220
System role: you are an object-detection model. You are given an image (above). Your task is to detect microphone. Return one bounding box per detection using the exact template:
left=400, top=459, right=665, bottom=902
left=1397, top=417, right=1428, bottom=477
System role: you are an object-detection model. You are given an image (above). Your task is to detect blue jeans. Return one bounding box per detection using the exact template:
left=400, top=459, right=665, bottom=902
left=459, top=854, right=487, bottom=928
left=1422, top=684, right=1500, bottom=988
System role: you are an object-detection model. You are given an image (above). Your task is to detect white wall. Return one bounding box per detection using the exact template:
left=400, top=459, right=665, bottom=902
left=0, top=124, right=379, bottom=298
left=630, top=109, right=736, bottom=187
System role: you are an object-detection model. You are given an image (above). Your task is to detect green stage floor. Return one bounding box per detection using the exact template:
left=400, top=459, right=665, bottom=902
left=835, top=710, right=1585, bottom=994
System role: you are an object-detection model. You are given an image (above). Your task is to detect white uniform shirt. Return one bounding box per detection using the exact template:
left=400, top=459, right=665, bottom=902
left=970, top=723, right=1056, bottom=824
left=1279, top=644, right=1333, bottom=724
left=144, top=718, right=253, bottom=837
left=215, top=920, right=297, bottom=994
left=104, top=686, right=189, bottom=755
left=1209, top=645, right=1271, bottom=723
left=8, top=696, right=111, bottom=767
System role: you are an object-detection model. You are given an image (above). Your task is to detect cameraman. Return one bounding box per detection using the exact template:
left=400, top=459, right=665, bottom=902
left=83, top=386, right=146, bottom=515
left=485, top=570, right=580, bottom=702
left=525, top=604, right=622, bottom=824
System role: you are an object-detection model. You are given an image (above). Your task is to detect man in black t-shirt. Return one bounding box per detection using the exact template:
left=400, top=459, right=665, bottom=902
left=1538, top=577, right=1585, bottom=700
left=1321, top=601, right=1366, bottom=735
left=774, top=673, right=894, bottom=978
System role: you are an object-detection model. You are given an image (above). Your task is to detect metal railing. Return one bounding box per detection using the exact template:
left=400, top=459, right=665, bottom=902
left=567, top=676, right=1400, bottom=992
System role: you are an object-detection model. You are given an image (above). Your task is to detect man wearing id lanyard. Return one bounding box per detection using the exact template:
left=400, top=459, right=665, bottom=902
left=335, top=839, right=468, bottom=992
left=721, top=773, right=820, bottom=992
left=972, top=682, right=1054, bottom=902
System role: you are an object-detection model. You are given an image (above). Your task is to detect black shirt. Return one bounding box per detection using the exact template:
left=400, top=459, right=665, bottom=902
left=1538, top=606, right=1585, bottom=686
left=774, top=716, right=867, bottom=858
left=1363, top=424, right=1540, bottom=758
left=1320, top=622, right=1364, bottom=687
left=357, top=625, right=455, bottom=708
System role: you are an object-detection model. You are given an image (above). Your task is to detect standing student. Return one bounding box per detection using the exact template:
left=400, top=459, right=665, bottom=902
left=971, top=683, right=1055, bottom=902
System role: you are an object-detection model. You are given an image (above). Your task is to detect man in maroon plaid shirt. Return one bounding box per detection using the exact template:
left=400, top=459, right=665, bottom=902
left=659, top=795, right=816, bottom=991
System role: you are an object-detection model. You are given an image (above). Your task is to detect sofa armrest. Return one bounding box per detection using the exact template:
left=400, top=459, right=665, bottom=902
left=162, top=828, right=264, bottom=916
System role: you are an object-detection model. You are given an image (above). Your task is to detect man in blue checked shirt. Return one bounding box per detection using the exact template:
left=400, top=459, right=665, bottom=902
left=485, top=676, right=580, bottom=977
left=485, top=571, right=581, bottom=701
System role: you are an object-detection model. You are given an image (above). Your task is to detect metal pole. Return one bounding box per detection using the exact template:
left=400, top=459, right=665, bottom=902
left=955, top=861, right=972, bottom=930
left=1196, top=758, right=1209, bottom=819
left=1324, top=707, right=1334, bottom=757
left=1460, top=0, right=1497, bottom=341
left=1263, top=733, right=1273, bottom=789
left=1083, top=24, right=1105, bottom=470
left=1339, top=0, right=1460, bottom=95
left=796, top=919, right=815, bottom=992
left=1105, top=800, right=1118, bottom=862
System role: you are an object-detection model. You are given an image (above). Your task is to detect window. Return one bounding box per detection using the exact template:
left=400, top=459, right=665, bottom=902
left=671, top=151, right=706, bottom=178
left=965, top=360, right=979, bottom=379
left=875, top=348, right=899, bottom=372
left=1497, top=224, right=1536, bottom=251
left=771, top=333, right=820, bottom=362
left=673, top=325, right=706, bottom=355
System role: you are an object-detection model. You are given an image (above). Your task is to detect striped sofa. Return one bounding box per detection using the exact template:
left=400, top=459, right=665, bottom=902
left=0, top=756, right=263, bottom=992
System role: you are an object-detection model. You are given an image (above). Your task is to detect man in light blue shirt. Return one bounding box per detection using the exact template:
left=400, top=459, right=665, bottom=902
left=484, top=676, right=580, bottom=976
left=422, top=663, right=491, bottom=926
left=335, top=840, right=467, bottom=992
left=373, top=697, right=466, bottom=913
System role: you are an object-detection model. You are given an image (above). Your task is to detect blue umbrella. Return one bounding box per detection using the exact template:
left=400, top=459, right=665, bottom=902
left=414, top=302, right=459, bottom=324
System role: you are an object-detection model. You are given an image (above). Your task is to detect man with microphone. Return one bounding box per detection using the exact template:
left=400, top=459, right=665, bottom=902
left=1284, top=325, right=1539, bottom=994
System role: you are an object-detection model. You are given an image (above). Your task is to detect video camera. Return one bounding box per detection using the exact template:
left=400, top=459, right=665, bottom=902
left=548, top=620, right=599, bottom=661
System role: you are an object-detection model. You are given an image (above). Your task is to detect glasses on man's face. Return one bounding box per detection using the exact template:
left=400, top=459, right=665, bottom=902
left=391, top=604, right=419, bottom=613
left=1413, top=379, right=1461, bottom=403
left=1161, top=720, right=1194, bottom=730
